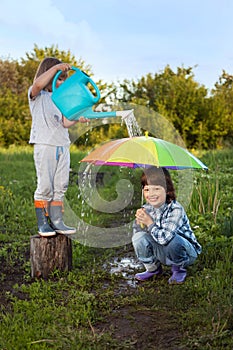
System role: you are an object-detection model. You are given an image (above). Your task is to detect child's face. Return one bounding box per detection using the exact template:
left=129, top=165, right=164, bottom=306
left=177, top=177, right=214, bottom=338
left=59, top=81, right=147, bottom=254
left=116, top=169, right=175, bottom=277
left=56, top=74, right=67, bottom=88
left=143, top=185, right=166, bottom=208
left=46, top=75, right=67, bottom=92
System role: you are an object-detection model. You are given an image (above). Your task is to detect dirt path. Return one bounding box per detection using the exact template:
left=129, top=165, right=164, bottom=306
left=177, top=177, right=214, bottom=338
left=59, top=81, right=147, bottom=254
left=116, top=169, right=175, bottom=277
left=94, top=306, right=185, bottom=349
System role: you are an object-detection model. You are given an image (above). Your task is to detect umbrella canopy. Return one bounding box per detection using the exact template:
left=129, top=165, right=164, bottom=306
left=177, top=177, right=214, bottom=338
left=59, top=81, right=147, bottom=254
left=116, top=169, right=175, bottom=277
left=81, top=136, right=208, bottom=170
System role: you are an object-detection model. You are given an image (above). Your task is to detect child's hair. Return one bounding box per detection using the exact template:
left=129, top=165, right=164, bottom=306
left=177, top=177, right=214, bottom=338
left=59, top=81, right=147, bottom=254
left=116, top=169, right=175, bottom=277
left=141, top=166, right=176, bottom=203
left=33, top=57, right=62, bottom=81
left=33, top=57, right=69, bottom=92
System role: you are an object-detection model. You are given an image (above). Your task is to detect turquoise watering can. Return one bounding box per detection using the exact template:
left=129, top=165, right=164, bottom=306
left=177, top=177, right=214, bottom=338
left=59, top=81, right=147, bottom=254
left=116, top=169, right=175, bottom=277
left=52, top=66, right=117, bottom=120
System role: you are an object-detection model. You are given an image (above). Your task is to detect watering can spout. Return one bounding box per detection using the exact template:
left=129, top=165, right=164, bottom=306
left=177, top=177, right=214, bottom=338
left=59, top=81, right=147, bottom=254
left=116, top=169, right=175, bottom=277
left=72, top=108, right=117, bottom=120
left=68, top=108, right=134, bottom=121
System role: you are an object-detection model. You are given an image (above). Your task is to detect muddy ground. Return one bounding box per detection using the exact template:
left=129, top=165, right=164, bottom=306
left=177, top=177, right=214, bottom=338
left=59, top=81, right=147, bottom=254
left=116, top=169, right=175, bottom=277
left=0, top=246, right=187, bottom=350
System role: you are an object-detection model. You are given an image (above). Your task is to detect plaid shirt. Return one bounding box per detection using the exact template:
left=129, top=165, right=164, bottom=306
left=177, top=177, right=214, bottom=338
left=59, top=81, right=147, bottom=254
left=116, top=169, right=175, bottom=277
left=133, top=200, right=202, bottom=254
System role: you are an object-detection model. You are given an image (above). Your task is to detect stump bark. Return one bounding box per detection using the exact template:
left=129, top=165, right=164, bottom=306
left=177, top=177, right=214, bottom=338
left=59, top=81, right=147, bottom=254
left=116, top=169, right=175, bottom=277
left=30, top=234, right=72, bottom=279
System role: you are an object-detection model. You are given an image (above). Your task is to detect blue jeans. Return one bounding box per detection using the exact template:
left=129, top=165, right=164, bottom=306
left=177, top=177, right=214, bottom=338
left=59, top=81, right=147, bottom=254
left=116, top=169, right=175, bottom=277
left=132, top=231, right=198, bottom=268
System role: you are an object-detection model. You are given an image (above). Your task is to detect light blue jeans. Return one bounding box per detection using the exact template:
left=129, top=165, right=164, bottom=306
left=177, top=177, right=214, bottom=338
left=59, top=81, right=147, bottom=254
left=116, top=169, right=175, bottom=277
left=132, top=231, right=198, bottom=269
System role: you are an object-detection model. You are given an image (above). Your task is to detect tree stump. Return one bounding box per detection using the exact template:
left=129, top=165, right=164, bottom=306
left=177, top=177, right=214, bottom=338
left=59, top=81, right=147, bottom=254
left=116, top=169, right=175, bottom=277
left=30, top=234, right=72, bottom=279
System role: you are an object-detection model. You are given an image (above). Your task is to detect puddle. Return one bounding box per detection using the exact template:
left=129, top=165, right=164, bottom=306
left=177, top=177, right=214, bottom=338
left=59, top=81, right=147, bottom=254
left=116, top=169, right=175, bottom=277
left=104, top=256, right=142, bottom=288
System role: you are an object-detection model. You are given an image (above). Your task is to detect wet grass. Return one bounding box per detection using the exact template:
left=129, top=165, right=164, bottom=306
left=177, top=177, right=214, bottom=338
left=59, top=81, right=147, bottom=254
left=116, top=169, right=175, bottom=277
left=0, top=146, right=232, bottom=349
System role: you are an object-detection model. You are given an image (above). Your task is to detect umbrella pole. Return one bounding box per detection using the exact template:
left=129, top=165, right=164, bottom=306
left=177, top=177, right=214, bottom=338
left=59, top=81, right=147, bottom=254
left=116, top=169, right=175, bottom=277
left=141, top=189, right=144, bottom=207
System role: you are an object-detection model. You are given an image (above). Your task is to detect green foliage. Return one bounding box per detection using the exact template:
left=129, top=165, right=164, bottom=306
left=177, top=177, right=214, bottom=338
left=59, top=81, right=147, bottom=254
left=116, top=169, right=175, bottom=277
left=73, top=122, right=129, bottom=149
left=210, top=70, right=233, bottom=146
left=114, top=65, right=233, bottom=149
left=186, top=149, right=233, bottom=248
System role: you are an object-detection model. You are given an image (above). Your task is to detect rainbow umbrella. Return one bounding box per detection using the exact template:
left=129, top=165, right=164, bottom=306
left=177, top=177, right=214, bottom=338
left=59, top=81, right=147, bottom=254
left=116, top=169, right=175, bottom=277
left=80, top=136, right=208, bottom=170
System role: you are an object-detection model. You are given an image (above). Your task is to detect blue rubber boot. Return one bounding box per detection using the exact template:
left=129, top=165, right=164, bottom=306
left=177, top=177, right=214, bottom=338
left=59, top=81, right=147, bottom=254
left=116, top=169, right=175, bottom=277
left=135, top=265, right=163, bottom=281
left=168, top=265, right=187, bottom=284
left=49, top=201, right=76, bottom=235
left=34, top=200, right=56, bottom=237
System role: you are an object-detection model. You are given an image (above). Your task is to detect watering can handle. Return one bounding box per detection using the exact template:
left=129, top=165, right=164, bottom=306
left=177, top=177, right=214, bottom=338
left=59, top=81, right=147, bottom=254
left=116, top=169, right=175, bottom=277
left=85, top=74, right=101, bottom=103
left=52, top=66, right=101, bottom=103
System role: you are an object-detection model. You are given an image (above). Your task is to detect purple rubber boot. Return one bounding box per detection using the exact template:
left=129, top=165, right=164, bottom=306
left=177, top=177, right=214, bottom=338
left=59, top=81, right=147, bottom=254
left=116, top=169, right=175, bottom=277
left=135, top=265, right=163, bottom=281
left=168, top=265, right=187, bottom=284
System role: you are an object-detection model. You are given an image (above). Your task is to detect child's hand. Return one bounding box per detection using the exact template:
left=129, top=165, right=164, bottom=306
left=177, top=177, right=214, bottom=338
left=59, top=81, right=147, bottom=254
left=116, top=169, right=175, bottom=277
left=78, top=116, right=90, bottom=123
left=135, top=208, right=153, bottom=227
left=56, top=63, right=71, bottom=72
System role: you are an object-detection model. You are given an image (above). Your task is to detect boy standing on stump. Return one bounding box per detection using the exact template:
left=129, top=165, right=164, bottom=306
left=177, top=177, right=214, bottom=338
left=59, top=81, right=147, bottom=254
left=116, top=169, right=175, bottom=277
left=28, top=57, right=88, bottom=237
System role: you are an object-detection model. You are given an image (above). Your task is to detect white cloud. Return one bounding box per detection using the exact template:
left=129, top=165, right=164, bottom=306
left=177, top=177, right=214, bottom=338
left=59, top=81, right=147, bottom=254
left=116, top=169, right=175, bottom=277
left=0, top=0, right=102, bottom=58
left=1, top=0, right=233, bottom=87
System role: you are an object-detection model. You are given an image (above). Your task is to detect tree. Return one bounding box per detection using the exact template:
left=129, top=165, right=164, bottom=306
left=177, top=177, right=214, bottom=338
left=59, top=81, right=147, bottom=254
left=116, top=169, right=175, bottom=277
left=209, top=70, right=233, bottom=147
left=115, top=65, right=210, bottom=148
left=0, top=59, right=31, bottom=146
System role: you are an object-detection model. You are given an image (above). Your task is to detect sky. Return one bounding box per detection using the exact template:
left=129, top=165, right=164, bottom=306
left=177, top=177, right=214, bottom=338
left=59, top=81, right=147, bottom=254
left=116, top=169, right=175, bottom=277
left=1, top=0, right=233, bottom=90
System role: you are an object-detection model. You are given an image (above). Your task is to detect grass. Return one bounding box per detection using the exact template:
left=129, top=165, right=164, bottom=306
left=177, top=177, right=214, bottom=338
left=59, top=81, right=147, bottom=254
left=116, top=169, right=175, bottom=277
left=0, top=146, right=233, bottom=349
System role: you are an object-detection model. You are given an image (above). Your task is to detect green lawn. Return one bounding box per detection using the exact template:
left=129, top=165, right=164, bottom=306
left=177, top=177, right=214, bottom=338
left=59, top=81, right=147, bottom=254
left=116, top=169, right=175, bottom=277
left=0, top=146, right=232, bottom=349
